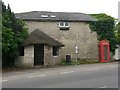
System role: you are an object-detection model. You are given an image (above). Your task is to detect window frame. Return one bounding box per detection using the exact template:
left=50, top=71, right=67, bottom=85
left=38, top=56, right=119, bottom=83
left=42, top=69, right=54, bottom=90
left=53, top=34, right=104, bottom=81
left=59, top=21, right=70, bottom=30
left=53, top=46, right=59, bottom=56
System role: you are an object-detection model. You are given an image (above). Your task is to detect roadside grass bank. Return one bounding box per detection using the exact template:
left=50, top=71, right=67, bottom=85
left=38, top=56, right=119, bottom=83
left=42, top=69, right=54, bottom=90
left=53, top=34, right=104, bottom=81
left=59, top=59, right=99, bottom=66
left=2, top=59, right=116, bottom=73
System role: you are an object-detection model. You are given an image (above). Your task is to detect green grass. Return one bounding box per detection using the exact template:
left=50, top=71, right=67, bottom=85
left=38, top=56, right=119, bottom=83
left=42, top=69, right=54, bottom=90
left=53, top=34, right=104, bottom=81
left=60, top=59, right=99, bottom=66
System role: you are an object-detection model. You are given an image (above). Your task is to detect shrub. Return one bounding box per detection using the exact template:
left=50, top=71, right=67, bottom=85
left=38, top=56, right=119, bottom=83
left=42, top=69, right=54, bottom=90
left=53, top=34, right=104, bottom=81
left=60, top=58, right=99, bottom=66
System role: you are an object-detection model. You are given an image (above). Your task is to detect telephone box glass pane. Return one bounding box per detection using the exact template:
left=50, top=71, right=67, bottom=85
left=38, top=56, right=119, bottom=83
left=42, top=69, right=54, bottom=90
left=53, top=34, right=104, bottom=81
left=104, top=45, right=108, bottom=60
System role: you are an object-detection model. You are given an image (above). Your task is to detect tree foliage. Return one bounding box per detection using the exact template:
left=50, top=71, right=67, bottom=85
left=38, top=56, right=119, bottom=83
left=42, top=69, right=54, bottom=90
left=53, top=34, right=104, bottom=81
left=89, top=13, right=117, bottom=54
left=2, top=2, right=28, bottom=67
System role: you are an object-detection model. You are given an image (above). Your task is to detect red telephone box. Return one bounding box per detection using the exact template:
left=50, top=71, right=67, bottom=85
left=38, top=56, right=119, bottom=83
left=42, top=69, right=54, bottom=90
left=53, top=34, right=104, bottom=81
left=98, top=40, right=110, bottom=62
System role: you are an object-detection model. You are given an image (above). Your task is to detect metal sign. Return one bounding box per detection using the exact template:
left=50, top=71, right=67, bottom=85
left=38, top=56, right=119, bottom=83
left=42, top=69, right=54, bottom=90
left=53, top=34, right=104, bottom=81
left=75, top=46, right=78, bottom=54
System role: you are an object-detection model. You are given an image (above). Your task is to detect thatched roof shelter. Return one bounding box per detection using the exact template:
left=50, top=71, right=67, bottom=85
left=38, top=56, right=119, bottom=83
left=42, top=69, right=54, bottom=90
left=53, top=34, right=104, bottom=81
left=22, top=29, right=64, bottom=47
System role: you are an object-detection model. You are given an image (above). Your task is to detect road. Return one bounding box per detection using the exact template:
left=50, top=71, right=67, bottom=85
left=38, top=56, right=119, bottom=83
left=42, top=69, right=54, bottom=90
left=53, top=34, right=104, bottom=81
left=2, top=62, right=118, bottom=88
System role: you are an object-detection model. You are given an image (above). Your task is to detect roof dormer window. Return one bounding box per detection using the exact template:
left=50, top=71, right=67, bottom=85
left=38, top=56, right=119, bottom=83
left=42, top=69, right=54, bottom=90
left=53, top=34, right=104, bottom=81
left=59, top=21, right=70, bottom=30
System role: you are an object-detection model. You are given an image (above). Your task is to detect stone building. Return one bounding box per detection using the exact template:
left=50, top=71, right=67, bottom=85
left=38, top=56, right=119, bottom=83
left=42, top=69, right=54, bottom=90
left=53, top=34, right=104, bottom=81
left=15, top=30, right=64, bottom=66
left=15, top=11, right=98, bottom=66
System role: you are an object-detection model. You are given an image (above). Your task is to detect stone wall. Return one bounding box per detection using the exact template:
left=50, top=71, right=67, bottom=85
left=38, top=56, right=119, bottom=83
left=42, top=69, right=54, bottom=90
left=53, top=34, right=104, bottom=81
left=15, top=45, right=34, bottom=66
left=51, top=47, right=63, bottom=64
left=15, top=56, right=24, bottom=66
left=23, top=45, right=34, bottom=66
left=44, top=45, right=62, bottom=65
left=44, top=45, right=52, bottom=65
left=25, top=21, right=98, bottom=60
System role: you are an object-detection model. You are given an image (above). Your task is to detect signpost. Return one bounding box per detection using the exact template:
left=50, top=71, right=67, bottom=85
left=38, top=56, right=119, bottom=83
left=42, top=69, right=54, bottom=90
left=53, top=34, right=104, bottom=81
left=75, top=45, right=78, bottom=65
left=75, top=34, right=79, bottom=65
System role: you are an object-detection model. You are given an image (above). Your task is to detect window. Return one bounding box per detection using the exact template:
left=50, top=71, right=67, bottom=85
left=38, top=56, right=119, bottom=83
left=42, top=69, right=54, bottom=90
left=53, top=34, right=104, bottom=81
left=60, top=22, right=64, bottom=26
left=65, top=22, right=69, bottom=26
left=19, top=46, right=24, bottom=56
left=59, top=22, right=70, bottom=30
left=41, top=15, right=48, bottom=18
left=104, top=45, right=108, bottom=60
left=50, top=15, right=56, bottom=18
left=53, top=46, right=59, bottom=56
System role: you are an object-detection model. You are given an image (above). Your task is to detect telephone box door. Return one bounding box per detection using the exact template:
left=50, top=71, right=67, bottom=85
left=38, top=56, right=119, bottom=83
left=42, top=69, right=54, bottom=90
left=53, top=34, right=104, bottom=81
left=98, top=40, right=110, bottom=62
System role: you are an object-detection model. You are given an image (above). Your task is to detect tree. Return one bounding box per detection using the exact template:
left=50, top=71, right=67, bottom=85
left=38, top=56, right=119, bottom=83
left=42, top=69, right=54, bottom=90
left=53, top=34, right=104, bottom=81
left=89, top=13, right=117, bottom=55
left=2, top=2, right=28, bottom=67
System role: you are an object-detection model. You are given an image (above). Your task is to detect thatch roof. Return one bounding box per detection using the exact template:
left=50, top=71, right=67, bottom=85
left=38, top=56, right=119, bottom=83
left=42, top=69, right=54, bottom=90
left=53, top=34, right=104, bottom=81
left=22, top=29, right=64, bottom=47
left=15, top=11, right=96, bottom=22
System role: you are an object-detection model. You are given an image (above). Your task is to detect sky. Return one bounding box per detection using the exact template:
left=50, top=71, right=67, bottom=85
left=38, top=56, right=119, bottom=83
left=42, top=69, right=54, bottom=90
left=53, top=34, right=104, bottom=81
left=2, top=0, right=120, bottom=19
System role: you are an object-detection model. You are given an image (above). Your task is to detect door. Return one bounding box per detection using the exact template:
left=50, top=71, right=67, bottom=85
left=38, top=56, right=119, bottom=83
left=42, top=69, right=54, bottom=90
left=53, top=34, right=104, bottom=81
left=34, top=44, right=44, bottom=66
left=103, top=45, right=108, bottom=61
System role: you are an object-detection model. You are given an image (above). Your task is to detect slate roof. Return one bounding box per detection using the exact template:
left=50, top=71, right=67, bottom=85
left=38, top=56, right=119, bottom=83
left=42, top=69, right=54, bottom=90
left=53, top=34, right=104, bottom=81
left=15, top=11, right=96, bottom=22
left=22, top=29, right=64, bottom=47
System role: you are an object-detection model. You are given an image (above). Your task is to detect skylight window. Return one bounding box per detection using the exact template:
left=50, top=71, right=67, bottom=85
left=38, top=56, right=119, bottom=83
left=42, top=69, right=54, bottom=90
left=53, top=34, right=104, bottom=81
left=41, top=15, right=48, bottom=18
left=51, top=15, right=56, bottom=18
